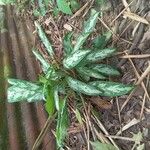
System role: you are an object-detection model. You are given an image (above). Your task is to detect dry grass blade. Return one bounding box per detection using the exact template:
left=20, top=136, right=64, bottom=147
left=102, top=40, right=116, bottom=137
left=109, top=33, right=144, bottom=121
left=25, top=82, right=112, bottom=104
left=136, top=63, right=150, bottom=85
left=105, top=135, right=135, bottom=141
left=121, top=53, right=150, bottom=111
left=140, top=93, right=146, bottom=120
left=70, top=1, right=90, bottom=19
left=128, top=58, right=150, bottom=100
left=116, top=97, right=122, bottom=135
left=83, top=112, right=90, bottom=150
left=116, top=118, right=141, bottom=135
left=111, top=0, right=134, bottom=24
left=120, top=54, right=150, bottom=59
left=98, top=17, right=133, bottom=45
left=82, top=0, right=94, bottom=18
left=80, top=95, right=90, bottom=150
left=120, top=90, right=135, bottom=112
left=123, top=11, right=149, bottom=25
left=140, top=74, right=149, bottom=120
left=94, top=127, right=110, bottom=144
left=122, top=0, right=131, bottom=12
left=92, top=114, right=119, bottom=149
left=32, top=114, right=56, bottom=150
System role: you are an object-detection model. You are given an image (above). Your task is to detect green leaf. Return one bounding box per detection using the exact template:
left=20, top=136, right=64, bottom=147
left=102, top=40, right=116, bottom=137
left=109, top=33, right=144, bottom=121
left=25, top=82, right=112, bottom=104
left=35, top=22, right=54, bottom=58
left=45, top=67, right=60, bottom=80
left=70, top=0, right=80, bottom=12
left=75, top=109, right=83, bottom=124
left=83, top=9, right=100, bottom=33
left=56, top=97, right=69, bottom=148
left=54, top=86, right=59, bottom=111
left=73, top=9, right=100, bottom=52
left=77, top=67, right=106, bottom=79
left=38, top=0, right=47, bottom=16
left=52, top=7, right=60, bottom=16
left=67, top=76, right=103, bottom=96
left=56, top=0, right=72, bottom=15
left=79, top=72, right=90, bottom=82
left=32, top=49, right=50, bottom=73
left=90, top=81, right=134, bottom=97
left=45, top=87, right=55, bottom=116
left=92, top=31, right=112, bottom=49
left=95, top=0, right=105, bottom=5
left=95, top=0, right=111, bottom=11
left=85, top=48, right=116, bottom=63
left=32, top=49, right=59, bottom=80
left=43, top=0, right=49, bottom=7
left=63, top=32, right=73, bottom=56
left=63, top=49, right=90, bottom=69
left=91, top=141, right=117, bottom=150
left=90, top=64, right=120, bottom=76
left=0, top=0, right=15, bottom=5
left=8, top=79, right=44, bottom=103
left=33, top=9, right=42, bottom=17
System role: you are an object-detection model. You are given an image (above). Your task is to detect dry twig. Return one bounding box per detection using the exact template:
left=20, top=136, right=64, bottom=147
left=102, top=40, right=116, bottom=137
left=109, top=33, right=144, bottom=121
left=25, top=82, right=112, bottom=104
left=120, top=53, right=150, bottom=111
left=120, top=54, right=150, bottom=59
left=92, top=114, right=119, bottom=149
left=116, top=118, right=141, bottom=135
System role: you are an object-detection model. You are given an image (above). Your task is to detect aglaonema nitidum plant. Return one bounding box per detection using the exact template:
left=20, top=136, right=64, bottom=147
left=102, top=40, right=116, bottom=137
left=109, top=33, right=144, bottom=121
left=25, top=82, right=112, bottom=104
left=7, top=9, right=134, bottom=149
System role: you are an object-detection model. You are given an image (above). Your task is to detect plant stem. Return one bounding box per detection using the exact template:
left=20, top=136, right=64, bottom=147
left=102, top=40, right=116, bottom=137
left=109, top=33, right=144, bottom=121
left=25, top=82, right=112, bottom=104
left=32, top=113, right=56, bottom=150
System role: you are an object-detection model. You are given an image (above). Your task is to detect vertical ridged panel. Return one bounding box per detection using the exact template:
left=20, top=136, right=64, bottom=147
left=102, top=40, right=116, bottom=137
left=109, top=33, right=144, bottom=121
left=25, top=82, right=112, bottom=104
left=0, top=5, right=55, bottom=150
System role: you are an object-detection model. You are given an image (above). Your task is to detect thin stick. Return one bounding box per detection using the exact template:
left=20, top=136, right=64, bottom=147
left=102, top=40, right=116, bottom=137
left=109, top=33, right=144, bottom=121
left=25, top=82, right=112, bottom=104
left=128, top=57, right=150, bottom=100
left=82, top=0, right=94, bottom=18
left=140, top=75, right=149, bottom=120
left=80, top=95, right=90, bottom=150
left=105, top=135, right=135, bottom=141
left=116, top=97, right=122, bottom=135
left=70, top=1, right=90, bottom=20
left=136, top=63, right=150, bottom=85
left=120, top=54, right=150, bottom=59
left=98, top=18, right=133, bottom=45
left=116, top=118, right=141, bottom=135
left=140, top=93, right=146, bottom=120
left=92, top=114, right=119, bottom=150
left=32, top=114, right=56, bottom=150
left=120, top=90, right=135, bottom=112
left=121, top=54, right=150, bottom=111
left=111, top=0, right=134, bottom=24
left=122, top=0, right=131, bottom=12
left=94, top=127, right=110, bottom=143
left=83, top=113, right=90, bottom=150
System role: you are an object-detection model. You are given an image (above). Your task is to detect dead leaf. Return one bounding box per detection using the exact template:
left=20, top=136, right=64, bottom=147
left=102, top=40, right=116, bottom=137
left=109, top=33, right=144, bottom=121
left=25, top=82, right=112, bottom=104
left=123, top=11, right=149, bottom=25
left=90, top=97, right=112, bottom=110
left=63, top=23, right=72, bottom=31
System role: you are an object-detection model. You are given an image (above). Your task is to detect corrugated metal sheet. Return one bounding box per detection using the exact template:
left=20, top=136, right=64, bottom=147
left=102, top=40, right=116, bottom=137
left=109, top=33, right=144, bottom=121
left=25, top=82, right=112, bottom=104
left=0, top=5, right=55, bottom=150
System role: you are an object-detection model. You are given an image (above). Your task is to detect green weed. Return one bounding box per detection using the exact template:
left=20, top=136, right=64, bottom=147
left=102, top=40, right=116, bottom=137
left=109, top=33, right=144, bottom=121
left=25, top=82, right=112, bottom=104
left=7, top=9, right=134, bottom=149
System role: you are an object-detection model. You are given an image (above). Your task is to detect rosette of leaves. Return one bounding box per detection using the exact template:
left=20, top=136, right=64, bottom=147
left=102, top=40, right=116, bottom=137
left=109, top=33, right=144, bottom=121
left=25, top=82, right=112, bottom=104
left=7, top=9, right=134, bottom=149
